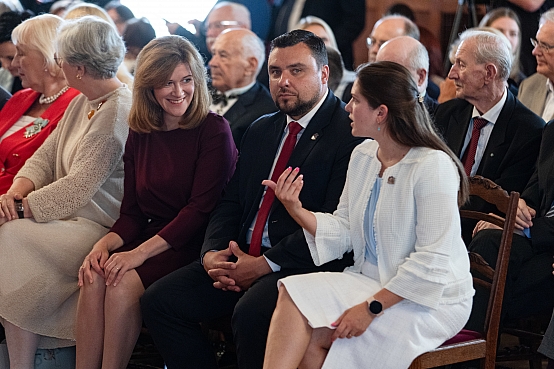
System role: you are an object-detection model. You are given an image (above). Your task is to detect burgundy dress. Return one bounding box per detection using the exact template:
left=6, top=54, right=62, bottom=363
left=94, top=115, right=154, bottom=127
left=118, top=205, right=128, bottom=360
left=110, top=112, right=237, bottom=288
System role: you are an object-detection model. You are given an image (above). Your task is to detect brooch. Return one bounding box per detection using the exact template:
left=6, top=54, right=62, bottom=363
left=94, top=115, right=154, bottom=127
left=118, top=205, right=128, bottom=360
left=24, top=118, right=49, bottom=138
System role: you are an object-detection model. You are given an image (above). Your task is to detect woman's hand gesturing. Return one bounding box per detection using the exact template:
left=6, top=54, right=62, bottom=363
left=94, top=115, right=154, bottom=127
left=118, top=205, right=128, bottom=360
left=262, top=167, right=303, bottom=214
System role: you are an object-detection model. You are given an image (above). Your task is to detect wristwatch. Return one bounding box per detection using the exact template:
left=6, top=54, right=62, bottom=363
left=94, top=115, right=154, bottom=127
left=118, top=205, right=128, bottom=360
left=367, top=297, right=383, bottom=316
left=14, top=199, right=24, bottom=219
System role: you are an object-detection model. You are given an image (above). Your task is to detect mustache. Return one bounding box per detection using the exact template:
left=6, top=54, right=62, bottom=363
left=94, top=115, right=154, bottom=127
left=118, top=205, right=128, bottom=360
left=277, top=88, right=295, bottom=95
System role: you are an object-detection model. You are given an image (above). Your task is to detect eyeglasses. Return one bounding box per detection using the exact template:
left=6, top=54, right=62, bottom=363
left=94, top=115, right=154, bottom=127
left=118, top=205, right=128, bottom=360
left=203, top=20, right=241, bottom=33
left=54, top=55, right=63, bottom=68
left=531, top=38, right=554, bottom=53
left=366, top=37, right=386, bottom=50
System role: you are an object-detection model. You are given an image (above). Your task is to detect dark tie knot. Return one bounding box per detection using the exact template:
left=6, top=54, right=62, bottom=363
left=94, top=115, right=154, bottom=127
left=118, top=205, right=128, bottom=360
left=212, top=91, right=239, bottom=107
left=288, top=121, right=302, bottom=136
left=473, top=117, right=488, bottom=131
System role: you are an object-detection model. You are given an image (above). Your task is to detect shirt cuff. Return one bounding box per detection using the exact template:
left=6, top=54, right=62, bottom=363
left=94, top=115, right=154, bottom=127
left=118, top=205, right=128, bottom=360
left=264, top=255, right=281, bottom=272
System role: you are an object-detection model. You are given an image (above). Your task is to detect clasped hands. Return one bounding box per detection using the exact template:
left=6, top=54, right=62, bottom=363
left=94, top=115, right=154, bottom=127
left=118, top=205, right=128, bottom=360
left=473, top=198, right=535, bottom=237
left=204, top=241, right=271, bottom=292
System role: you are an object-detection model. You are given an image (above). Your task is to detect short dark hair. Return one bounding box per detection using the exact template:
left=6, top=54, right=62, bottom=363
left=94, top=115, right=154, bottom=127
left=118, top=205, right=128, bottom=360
left=0, top=10, right=32, bottom=44
left=123, top=17, right=156, bottom=50
left=270, top=29, right=328, bottom=69
left=104, top=1, right=134, bottom=21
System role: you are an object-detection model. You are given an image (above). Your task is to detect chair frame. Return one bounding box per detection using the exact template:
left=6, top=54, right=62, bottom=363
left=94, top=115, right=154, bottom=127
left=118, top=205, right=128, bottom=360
left=409, top=176, right=520, bottom=369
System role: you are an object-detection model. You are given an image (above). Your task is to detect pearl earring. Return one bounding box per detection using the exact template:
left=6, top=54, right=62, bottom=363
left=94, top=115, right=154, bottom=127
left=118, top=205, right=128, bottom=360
left=76, top=75, right=82, bottom=80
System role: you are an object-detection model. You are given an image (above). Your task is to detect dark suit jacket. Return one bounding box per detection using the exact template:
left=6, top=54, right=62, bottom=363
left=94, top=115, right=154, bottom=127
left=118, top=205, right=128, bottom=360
left=435, top=90, right=544, bottom=199
left=224, top=82, right=277, bottom=149
left=521, top=121, right=554, bottom=254
left=202, top=91, right=362, bottom=269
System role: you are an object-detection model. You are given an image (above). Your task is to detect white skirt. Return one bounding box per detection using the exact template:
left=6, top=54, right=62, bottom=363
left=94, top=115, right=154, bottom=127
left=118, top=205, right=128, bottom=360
left=280, top=266, right=472, bottom=369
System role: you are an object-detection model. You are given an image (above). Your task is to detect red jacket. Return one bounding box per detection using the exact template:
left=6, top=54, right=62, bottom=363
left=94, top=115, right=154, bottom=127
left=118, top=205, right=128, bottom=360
left=0, top=87, right=80, bottom=193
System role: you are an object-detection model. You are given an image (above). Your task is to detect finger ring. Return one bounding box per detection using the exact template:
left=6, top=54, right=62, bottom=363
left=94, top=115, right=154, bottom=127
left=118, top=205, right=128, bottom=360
left=116, top=267, right=120, bottom=270
left=347, top=334, right=352, bottom=338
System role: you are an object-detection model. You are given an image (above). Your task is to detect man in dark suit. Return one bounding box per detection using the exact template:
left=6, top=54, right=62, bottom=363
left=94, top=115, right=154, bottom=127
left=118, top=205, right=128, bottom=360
left=209, top=28, right=277, bottom=147
left=434, top=29, right=544, bottom=241
left=466, top=121, right=554, bottom=331
left=375, top=36, right=438, bottom=114
left=141, top=30, right=362, bottom=369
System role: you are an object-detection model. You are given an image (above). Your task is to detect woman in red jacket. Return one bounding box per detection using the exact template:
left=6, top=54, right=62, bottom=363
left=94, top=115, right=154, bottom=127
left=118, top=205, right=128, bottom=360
left=0, top=13, right=79, bottom=193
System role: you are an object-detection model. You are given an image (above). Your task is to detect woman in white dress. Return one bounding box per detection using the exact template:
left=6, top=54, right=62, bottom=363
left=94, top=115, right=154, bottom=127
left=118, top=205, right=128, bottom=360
left=0, top=16, right=130, bottom=368
left=262, top=61, right=474, bottom=369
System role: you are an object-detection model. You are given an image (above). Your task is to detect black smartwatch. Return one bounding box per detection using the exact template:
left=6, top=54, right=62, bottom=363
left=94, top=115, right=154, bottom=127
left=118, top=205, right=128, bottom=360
left=14, top=199, right=24, bottom=219
left=367, top=298, right=383, bottom=316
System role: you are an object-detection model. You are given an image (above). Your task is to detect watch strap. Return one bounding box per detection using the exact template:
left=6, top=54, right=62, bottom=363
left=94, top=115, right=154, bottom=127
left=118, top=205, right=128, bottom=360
left=14, top=199, right=24, bottom=219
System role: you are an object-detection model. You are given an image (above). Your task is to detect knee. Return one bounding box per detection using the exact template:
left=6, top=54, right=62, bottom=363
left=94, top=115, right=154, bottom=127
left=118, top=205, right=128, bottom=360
left=80, top=270, right=106, bottom=296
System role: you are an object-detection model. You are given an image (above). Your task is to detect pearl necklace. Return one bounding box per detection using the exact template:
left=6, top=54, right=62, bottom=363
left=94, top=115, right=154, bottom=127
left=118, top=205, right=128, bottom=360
left=39, top=86, right=69, bottom=105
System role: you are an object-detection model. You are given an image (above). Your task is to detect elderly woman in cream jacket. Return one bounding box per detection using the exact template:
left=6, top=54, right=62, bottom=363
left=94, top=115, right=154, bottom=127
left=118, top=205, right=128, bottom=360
left=262, top=62, right=474, bottom=369
left=0, top=16, right=130, bottom=368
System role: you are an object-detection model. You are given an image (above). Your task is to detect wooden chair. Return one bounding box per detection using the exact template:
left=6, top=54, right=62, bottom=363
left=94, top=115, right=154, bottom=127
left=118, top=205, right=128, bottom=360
left=409, top=176, right=520, bottom=369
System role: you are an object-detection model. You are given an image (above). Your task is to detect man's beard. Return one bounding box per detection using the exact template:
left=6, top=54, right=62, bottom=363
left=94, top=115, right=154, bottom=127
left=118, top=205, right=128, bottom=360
left=276, top=93, right=320, bottom=118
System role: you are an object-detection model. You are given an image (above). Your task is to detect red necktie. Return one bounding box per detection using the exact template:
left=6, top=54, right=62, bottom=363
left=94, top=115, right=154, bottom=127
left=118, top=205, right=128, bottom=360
left=249, top=121, right=303, bottom=256
left=461, top=117, right=488, bottom=176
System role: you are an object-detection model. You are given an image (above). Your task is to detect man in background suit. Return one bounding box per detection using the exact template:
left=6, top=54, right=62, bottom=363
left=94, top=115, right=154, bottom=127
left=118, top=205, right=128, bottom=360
left=375, top=36, right=438, bottom=114
left=434, top=29, right=544, bottom=241
left=519, top=8, right=554, bottom=121
left=209, top=28, right=277, bottom=147
left=141, top=30, right=362, bottom=369
left=466, top=121, right=554, bottom=331
left=271, top=0, right=365, bottom=70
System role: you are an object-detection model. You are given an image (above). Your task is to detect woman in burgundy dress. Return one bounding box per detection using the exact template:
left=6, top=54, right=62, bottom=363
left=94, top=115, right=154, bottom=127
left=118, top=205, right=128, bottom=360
left=76, top=35, right=237, bottom=369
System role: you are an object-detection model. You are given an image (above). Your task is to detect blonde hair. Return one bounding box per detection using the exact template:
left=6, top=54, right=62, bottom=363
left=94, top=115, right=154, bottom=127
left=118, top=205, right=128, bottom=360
left=129, top=35, right=210, bottom=133
left=12, top=14, right=63, bottom=77
left=63, top=3, right=116, bottom=28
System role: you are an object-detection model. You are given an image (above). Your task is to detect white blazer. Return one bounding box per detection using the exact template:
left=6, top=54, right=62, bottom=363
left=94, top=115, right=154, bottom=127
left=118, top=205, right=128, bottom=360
left=305, top=140, right=474, bottom=309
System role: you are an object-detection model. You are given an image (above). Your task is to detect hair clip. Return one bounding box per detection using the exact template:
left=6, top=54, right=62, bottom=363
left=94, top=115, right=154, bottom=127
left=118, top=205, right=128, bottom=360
left=418, top=94, right=424, bottom=103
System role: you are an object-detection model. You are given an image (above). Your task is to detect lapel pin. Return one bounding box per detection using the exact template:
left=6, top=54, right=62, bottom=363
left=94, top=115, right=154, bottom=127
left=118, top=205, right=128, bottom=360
left=311, top=133, right=319, bottom=140
left=490, top=153, right=494, bottom=157
left=387, top=176, right=395, bottom=184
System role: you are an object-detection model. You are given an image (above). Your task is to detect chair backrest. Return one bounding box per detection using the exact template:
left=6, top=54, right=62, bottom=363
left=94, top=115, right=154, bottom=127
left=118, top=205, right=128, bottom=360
left=461, top=175, right=520, bottom=360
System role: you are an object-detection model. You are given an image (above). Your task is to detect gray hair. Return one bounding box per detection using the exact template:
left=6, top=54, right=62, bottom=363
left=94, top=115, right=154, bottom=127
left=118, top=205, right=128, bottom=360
left=12, top=14, right=64, bottom=75
left=240, top=30, right=265, bottom=76
left=459, top=29, right=512, bottom=81
left=540, top=8, right=554, bottom=26
left=211, top=1, right=251, bottom=29
left=379, top=14, right=420, bottom=40
left=406, top=40, right=429, bottom=73
left=56, top=15, right=125, bottom=79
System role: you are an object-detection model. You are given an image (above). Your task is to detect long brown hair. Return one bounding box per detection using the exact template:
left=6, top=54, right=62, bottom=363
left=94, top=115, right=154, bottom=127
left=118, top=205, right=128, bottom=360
left=129, top=35, right=210, bottom=133
left=356, top=61, right=468, bottom=205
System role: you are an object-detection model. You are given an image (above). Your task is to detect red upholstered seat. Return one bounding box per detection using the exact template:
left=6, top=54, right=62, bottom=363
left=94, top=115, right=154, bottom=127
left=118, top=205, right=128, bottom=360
left=443, top=329, right=484, bottom=345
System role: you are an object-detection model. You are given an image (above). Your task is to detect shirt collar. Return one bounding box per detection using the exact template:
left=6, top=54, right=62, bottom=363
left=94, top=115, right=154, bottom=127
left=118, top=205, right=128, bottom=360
left=547, top=78, right=554, bottom=94
left=286, top=89, right=329, bottom=130
left=224, top=81, right=256, bottom=98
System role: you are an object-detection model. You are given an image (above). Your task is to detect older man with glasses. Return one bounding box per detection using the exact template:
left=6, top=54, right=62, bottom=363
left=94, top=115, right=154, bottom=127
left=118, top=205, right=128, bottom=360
left=366, top=14, right=419, bottom=63
left=519, top=8, right=554, bottom=121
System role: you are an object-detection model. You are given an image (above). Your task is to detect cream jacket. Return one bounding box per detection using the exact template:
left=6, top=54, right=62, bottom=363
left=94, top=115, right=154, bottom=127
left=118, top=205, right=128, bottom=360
left=305, top=139, right=474, bottom=309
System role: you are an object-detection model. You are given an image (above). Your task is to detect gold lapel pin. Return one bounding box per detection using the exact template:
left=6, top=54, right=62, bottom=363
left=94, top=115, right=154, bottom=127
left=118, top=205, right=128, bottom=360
left=311, top=133, right=319, bottom=140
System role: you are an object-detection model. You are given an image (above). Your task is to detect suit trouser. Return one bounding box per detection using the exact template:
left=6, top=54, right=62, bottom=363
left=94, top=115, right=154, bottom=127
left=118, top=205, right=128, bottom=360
left=141, top=258, right=350, bottom=369
left=464, top=229, right=554, bottom=332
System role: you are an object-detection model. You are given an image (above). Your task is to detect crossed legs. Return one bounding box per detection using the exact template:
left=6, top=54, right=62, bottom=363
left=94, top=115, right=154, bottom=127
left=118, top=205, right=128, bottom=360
left=76, top=269, right=144, bottom=369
